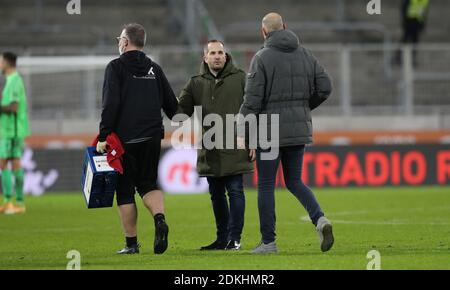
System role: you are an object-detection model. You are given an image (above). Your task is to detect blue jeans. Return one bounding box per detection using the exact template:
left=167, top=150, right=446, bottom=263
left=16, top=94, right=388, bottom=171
left=206, top=174, right=245, bottom=242
left=256, top=145, right=324, bottom=244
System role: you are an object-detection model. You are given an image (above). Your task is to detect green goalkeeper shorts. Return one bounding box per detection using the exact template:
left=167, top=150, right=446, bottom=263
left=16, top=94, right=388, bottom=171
left=0, top=138, right=25, bottom=159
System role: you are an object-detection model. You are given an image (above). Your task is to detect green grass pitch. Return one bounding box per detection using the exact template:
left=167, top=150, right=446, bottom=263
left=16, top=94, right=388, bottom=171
left=0, top=186, right=449, bottom=270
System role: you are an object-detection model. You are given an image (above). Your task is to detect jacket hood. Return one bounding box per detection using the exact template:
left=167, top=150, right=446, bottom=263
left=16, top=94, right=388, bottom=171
left=199, top=53, right=238, bottom=78
left=264, top=29, right=300, bottom=52
left=119, top=50, right=153, bottom=77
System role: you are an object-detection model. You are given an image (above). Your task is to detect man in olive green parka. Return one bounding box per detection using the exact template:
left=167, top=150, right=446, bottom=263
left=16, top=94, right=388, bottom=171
left=177, top=40, right=254, bottom=251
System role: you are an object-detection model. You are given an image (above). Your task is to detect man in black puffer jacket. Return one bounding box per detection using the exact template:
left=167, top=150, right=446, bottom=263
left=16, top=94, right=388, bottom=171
left=237, top=13, right=334, bottom=254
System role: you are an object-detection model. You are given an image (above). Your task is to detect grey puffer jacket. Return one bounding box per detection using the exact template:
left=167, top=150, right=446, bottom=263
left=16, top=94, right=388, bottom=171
left=238, top=29, right=332, bottom=146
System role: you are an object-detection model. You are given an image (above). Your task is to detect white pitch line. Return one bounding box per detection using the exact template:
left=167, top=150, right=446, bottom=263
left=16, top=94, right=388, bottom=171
left=300, top=206, right=450, bottom=225
left=326, top=219, right=450, bottom=226
left=322, top=206, right=450, bottom=217
left=300, top=216, right=450, bottom=225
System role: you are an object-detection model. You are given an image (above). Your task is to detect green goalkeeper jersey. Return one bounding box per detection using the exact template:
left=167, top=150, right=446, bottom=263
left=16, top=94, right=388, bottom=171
left=0, top=71, right=30, bottom=139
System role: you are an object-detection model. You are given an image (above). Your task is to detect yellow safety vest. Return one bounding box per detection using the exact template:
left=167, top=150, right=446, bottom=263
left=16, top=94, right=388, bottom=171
left=407, top=0, right=430, bottom=21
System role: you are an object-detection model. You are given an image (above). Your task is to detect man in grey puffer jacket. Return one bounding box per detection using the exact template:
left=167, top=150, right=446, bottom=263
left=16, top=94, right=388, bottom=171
left=237, top=13, right=334, bottom=254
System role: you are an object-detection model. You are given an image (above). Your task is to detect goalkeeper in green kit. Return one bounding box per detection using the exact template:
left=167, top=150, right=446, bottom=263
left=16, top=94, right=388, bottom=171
left=0, top=52, right=30, bottom=215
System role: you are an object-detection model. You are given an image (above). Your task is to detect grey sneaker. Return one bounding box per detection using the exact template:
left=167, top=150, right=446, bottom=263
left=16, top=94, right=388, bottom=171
left=316, top=216, right=334, bottom=252
left=251, top=241, right=278, bottom=254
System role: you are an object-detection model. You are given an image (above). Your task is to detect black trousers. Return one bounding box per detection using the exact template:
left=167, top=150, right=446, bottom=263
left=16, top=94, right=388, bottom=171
left=206, top=174, right=245, bottom=242
left=256, top=145, right=324, bottom=244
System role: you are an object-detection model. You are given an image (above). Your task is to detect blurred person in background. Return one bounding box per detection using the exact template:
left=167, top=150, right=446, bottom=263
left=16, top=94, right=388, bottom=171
left=177, top=40, right=254, bottom=251
left=394, top=0, right=430, bottom=66
left=0, top=52, right=30, bottom=215
left=97, top=23, right=178, bottom=255
left=237, top=13, right=333, bottom=254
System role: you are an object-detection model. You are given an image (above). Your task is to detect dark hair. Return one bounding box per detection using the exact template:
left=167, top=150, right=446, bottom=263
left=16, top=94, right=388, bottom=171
left=122, top=23, right=146, bottom=48
left=2, top=52, right=17, bottom=67
left=204, top=39, right=225, bottom=54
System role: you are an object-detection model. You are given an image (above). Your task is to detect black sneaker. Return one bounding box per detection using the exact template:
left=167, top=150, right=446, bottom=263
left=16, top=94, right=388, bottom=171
left=200, top=240, right=227, bottom=251
left=154, top=220, right=169, bottom=254
left=225, top=240, right=241, bottom=250
left=117, top=243, right=140, bottom=254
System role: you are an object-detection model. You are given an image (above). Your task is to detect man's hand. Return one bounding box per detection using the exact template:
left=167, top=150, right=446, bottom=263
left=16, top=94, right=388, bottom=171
left=96, top=141, right=107, bottom=153
left=237, top=137, right=256, bottom=162
left=0, top=102, right=18, bottom=114
left=249, top=149, right=256, bottom=162
left=237, top=136, right=246, bottom=149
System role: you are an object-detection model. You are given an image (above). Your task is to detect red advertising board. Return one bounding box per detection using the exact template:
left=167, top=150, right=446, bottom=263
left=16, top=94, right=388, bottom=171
left=2, top=145, right=448, bottom=194
left=246, top=145, right=450, bottom=187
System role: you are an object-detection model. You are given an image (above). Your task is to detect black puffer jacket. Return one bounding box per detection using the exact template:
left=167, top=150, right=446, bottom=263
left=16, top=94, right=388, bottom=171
left=238, top=29, right=332, bottom=146
left=99, top=50, right=178, bottom=143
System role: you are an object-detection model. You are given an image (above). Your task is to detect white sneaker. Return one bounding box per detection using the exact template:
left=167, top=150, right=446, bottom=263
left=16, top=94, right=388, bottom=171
left=225, top=240, right=241, bottom=250
left=316, top=216, right=334, bottom=252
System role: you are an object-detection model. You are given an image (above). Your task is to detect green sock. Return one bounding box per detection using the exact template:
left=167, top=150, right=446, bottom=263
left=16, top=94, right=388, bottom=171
left=1, top=170, right=13, bottom=203
left=13, top=169, right=25, bottom=204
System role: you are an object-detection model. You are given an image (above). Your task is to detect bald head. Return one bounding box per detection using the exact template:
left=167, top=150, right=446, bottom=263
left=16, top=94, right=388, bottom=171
left=262, top=13, right=284, bottom=33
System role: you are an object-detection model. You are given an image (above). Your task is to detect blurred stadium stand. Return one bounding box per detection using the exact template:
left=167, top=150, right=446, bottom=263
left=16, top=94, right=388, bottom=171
left=1, top=0, right=450, bottom=192
left=0, top=0, right=449, bottom=136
